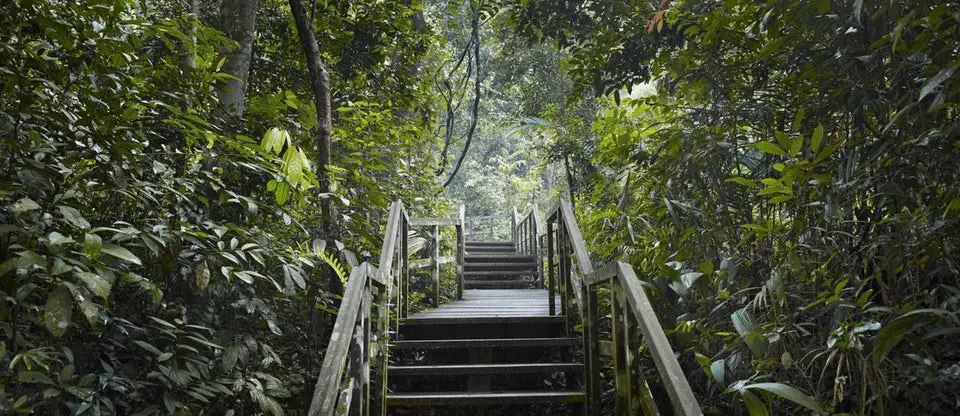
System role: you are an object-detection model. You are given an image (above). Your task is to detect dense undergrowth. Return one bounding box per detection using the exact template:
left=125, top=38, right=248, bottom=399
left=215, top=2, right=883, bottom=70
left=1, top=1, right=446, bottom=414
left=504, top=0, right=960, bottom=414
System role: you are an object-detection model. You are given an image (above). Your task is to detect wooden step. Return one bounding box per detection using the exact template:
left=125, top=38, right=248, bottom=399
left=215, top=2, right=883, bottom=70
left=466, top=241, right=515, bottom=246
left=465, top=254, right=536, bottom=263
left=464, top=262, right=536, bottom=272
left=388, top=390, right=586, bottom=406
left=402, top=315, right=561, bottom=325
left=392, top=337, right=578, bottom=349
left=388, top=363, right=582, bottom=376
left=464, top=280, right=537, bottom=289
left=464, top=270, right=536, bottom=277
left=464, top=247, right=517, bottom=256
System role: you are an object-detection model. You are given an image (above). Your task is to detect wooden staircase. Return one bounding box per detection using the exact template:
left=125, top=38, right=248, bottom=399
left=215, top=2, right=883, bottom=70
left=386, top=240, right=584, bottom=414
left=308, top=201, right=702, bottom=416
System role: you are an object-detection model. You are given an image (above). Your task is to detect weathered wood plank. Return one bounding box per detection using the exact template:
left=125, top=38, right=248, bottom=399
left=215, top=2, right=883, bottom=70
left=408, top=217, right=459, bottom=226
left=408, top=256, right=455, bottom=270
left=559, top=201, right=594, bottom=276
left=376, top=201, right=401, bottom=285
left=616, top=262, right=701, bottom=416
left=308, top=266, right=368, bottom=416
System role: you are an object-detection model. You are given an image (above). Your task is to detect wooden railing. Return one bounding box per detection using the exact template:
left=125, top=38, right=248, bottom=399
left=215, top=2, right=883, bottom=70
left=464, top=211, right=513, bottom=241
left=515, top=204, right=543, bottom=285
left=537, top=199, right=702, bottom=416
left=307, top=200, right=464, bottom=416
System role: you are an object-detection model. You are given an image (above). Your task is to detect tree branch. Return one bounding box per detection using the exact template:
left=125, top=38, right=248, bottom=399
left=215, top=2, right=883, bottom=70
left=442, top=7, right=482, bottom=188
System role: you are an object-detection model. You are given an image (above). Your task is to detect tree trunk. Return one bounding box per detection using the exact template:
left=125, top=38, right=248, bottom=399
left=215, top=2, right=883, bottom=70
left=288, top=0, right=335, bottom=241
left=218, top=0, right=259, bottom=117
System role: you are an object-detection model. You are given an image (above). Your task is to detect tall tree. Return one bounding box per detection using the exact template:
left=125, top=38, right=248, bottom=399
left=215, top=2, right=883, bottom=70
left=217, top=0, right=259, bottom=116
left=288, top=0, right=335, bottom=240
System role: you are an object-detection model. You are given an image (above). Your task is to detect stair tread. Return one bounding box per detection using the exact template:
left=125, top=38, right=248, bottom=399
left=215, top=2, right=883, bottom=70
left=465, top=270, right=536, bottom=275
left=389, top=363, right=582, bottom=375
left=466, top=241, right=515, bottom=245
left=466, top=255, right=535, bottom=261
left=402, top=315, right=561, bottom=324
left=392, top=337, right=578, bottom=348
left=387, top=390, right=586, bottom=405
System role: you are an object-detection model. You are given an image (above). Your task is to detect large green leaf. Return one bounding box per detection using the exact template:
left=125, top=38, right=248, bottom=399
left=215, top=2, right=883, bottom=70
left=76, top=271, right=112, bottom=299
left=11, top=198, right=40, bottom=213
left=44, top=286, right=74, bottom=338
left=741, top=383, right=824, bottom=414
left=57, top=205, right=90, bottom=229
left=754, top=142, right=786, bottom=156
left=728, top=381, right=824, bottom=414
left=101, top=244, right=142, bottom=266
left=741, top=390, right=769, bottom=416
left=919, top=66, right=956, bottom=101
left=871, top=309, right=955, bottom=365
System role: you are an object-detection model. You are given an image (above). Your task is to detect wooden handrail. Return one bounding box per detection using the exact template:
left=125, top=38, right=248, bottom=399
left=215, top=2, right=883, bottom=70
left=308, top=263, right=374, bottom=415
left=546, top=199, right=702, bottom=416
left=308, top=200, right=465, bottom=416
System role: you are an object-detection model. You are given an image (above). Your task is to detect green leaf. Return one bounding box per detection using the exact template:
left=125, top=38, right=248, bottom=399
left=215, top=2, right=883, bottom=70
left=811, top=124, right=824, bottom=152
left=83, top=233, right=102, bottom=258
left=768, top=195, right=793, bottom=204
left=57, top=206, right=90, bottom=229
left=260, top=128, right=289, bottom=155
left=44, top=286, right=74, bottom=338
left=740, top=382, right=824, bottom=414
left=48, top=232, right=75, bottom=246
left=774, top=131, right=791, bottom=149
left=101, top=244, right=142, bottom=266
left=754, top=142, right=786, bottom=156
left=11, top=198, right=41, bottom=213
left=871, top=309, right=955, bottom=365
left=76, top=295, right=100, bottom=327
left=76, top=272, right=112, bottom=299
left=731, top=308, right=766, bottom=355
left=789, top=135, right=803, bottom=157
left=711, top=360, right=726, bottom=386
left=741, top=390, right=769, bottom=416
left=134, top=340, right=163, bottom=356
left=791, top=109, right=805, bottom=130
left=18, top=371, right=55, bottom=385
left=725, top=176, right=757, bottom=188
left=919, top=66, right=956, bottom=101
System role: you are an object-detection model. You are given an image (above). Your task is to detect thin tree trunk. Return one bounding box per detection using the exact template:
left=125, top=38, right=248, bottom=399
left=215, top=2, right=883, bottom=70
left=288, top=0, right=335, bottom=240
left=218, top=0, right=259, bottom=117
left=564, top=155, right=577, bottom=213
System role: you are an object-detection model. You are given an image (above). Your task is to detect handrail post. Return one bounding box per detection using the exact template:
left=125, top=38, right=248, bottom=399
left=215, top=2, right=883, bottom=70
left=457, top=205, right=465, bottom=300
left=532, top=209, right=542, bottom=288
left=511, top=206, right=519, bottom=248
left=546, top=218, right=556, bottom=316
left=400, top=214, right=409, bottom=319
left=584, top=284, right=601, bottom=414
left=432, top=224, right=440, bottom=308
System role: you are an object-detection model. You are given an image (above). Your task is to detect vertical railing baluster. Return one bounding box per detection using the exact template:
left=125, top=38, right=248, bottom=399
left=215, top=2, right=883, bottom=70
left=401, top=217, right=409, bottom=318
left=546, top=218, right=556, bottom=316
left=584, top=284, right=601, bottom=414
left=629, top=309, right=661, bottom=415
left=612, top=281, right=630, bottom=415
left=432, top=224, right=440, bottom=307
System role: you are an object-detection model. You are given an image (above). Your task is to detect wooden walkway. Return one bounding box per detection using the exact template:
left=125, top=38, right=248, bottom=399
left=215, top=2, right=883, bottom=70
left=408, top=289, right=556, bottom=319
